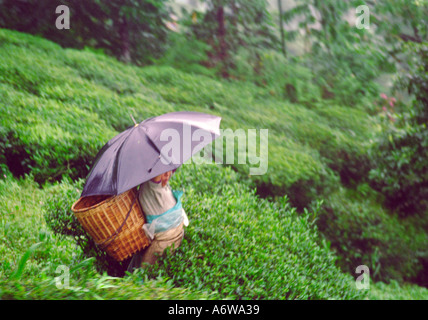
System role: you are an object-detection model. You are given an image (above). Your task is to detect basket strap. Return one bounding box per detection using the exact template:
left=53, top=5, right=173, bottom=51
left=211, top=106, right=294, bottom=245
left=97, top=188, right=139, bottom=250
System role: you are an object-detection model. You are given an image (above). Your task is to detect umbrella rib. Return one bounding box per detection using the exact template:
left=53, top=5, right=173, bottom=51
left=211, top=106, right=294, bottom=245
left=113, top=127, right=136, bottom=194
left=143, top=129, right=173, bottom=169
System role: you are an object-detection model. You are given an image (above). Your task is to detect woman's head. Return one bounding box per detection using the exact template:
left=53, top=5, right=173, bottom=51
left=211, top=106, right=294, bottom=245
left=152, top=169, right=176, bottom=187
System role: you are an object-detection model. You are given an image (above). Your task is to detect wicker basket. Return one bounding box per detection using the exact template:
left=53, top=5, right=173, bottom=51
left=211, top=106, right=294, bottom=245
left=71, top=187, right=150, bottom=262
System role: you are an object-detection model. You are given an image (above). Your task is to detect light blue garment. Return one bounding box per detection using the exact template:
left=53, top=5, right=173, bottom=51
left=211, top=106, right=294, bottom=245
left=143, top=190, right=187, bottom=239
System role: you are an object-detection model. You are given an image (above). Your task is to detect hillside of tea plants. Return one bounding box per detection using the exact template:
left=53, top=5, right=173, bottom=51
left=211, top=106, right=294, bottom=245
left=1, top=29, right=427, bottom=300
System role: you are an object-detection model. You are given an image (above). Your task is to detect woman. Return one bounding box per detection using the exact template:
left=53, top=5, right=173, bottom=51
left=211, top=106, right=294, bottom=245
left=127, top=170, right=188, bottom=272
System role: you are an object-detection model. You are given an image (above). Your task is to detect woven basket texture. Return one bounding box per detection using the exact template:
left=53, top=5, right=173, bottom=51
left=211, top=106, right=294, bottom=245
left=71, top=188, right=150, bottom=261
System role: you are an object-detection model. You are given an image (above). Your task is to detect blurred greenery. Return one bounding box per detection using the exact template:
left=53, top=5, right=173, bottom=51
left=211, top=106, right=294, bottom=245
left=0, top=0, right=170, bottom=64
left=316, top=185, right=428, bottom=284
left=43, top=164, right=365, bottom=299
left=0, top=173, right=218, bottom=299
left=0, top=0, right=427, bottom=300
left=369, top=42, right=428, bottom=218
left=370, top=280, right=428, bottom=300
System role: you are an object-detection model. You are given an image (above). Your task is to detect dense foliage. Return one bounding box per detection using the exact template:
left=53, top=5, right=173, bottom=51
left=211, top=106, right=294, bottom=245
left=43, top=164, right=365, bottom=299
left=186, top=0, right=279, bottom=77
left=0, top=0, right=170, bottom=64
left=316, top=185, right=428, bottom=284
left=0, top=28, right=375, bottom=208
left=0, top=173, right=217, bottom=300
left=0, top=28, right=371, bottom=300
left=369, top=42, right=428, bottom=217
left=1, top=0, right=428, bottom=300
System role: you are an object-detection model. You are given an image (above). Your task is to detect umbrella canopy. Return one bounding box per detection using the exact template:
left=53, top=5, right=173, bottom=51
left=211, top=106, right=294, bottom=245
left=81, top=111, right=221, bottom=197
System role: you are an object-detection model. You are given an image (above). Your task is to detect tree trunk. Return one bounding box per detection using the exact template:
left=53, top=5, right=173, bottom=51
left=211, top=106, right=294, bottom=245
left=119, top=16, right=131, bottom=63
left=277, top=0, right=286, bottom=57
left=216, top=5, right=229, bottom=78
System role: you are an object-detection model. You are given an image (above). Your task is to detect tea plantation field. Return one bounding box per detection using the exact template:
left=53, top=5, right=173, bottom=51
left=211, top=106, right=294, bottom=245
left=1, top=28, right=427, bottom=300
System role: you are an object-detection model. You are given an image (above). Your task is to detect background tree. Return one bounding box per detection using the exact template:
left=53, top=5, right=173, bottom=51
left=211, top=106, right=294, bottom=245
left=368, top=0, right=428, bottom=217
left=0, top=0, right=170, bottom=65
left=277, top=0, right=286, bottom=56
left=280, top=0, right=394, bottom=106
left=188, top=0, right=279, bottom=78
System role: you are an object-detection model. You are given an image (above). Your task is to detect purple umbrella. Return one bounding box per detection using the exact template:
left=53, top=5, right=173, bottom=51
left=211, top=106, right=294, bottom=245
left=81, top=111, right=221, bottom=197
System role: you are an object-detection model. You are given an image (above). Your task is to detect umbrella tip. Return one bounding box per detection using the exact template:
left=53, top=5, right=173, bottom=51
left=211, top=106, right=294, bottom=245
left=130, top=114, right=137, bottom=126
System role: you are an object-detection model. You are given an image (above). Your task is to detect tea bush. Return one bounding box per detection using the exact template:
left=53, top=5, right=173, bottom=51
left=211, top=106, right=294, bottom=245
left=0, top=82, right=115, bottom=183
left=156, top=32, right=216, bottom=77
left=2, top=28, right=427, bottom=299
left=42, top=164, right=248, bottom=277
left=369, top=119, right=428, bottom=217
left=144, top=165, right=365, bottom=299
left=136, top=65, right=376, bottom=206
left=316, top=185, right=428, bottom=283
left=43, top=176, right=140, bottom=278
left=0, top=175, right=217, bottom=300
left=4, top=171, right=425, bottom=300
left=43, top=164, right=365, bottom=299
left=370, top=280, right=428, bottom=300
left=0, top=28, right=377, bottom=209
left=231, top=49, right=322, bottom=105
